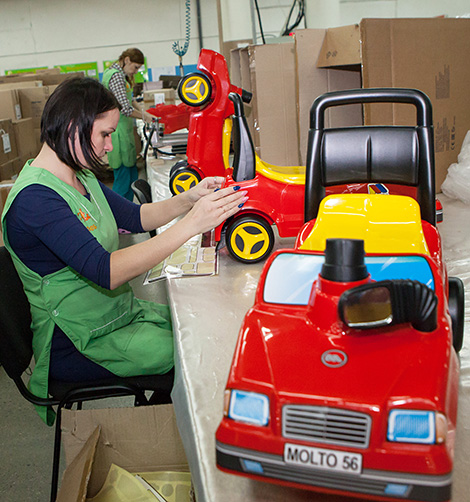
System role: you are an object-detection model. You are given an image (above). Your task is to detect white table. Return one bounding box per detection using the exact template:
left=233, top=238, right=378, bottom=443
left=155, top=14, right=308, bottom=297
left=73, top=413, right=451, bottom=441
left=147, top=158, right=470, bottom=502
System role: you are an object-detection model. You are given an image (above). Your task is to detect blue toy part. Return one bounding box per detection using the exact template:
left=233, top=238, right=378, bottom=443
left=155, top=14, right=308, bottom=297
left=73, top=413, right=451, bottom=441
left=263, top=253, right=434, bottom=306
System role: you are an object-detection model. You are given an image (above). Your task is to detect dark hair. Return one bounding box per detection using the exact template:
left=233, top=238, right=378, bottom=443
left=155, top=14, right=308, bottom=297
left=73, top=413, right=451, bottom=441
left=40, top=77, right=120, bottom=172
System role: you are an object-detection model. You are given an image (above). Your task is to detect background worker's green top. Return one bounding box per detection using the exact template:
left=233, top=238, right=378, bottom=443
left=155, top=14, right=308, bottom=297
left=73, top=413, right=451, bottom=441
left=1, top=161, right=174, bottom=425
left=102, top=66, right=136, bottom=169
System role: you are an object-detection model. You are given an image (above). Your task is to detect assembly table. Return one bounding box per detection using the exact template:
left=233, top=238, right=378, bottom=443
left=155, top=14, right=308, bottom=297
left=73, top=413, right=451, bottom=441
left=147, top=157, right=470, bottom=502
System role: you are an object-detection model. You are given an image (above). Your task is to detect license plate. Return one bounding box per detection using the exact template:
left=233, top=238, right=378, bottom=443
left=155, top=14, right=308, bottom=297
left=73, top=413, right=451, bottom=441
left=284, top=443, right=362, bottom=475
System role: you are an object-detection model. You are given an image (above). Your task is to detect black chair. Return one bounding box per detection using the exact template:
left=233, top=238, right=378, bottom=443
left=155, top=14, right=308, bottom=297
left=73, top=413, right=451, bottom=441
left=131, top=178, right=156, bottom=238
left=0, top=246, right=173, bottom=501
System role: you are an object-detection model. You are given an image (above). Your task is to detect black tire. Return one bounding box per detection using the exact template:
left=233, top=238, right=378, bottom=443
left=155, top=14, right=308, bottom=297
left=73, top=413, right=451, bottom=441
left=448, top=277, right=465, bottom=352
left=169, top=167, right=201, bottom=195
left=170, top=160, right=189, bottom=178
left=226, top=215, right=274, bottom=264
left=178, top=73, right=212, bottom=107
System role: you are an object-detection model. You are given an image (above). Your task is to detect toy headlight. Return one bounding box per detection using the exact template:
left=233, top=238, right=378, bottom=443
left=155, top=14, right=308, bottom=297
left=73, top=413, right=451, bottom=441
left=225, top=389, right=269, bottom=426
left=388, top=410, right=445, bottom=444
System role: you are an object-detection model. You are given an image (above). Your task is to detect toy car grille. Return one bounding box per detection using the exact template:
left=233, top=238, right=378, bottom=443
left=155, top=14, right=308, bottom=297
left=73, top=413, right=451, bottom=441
left=282, top=405, right=371, bottom=448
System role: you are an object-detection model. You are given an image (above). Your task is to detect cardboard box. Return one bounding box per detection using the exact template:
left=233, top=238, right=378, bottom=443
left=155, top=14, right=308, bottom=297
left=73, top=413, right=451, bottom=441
left=0, top=119, right=18, bottom=165
left=0, top=156, right=22, bottom=181
left=12, top=117, right=37, bottom=159
left=0, top=178, right=15, bottom=246
left=19, top=85, right=58, bottom=128
left=294, top=28, right=362, bottom=165
left=0, top=73, right=44, bottom=85
left=143, top=89, right=176, bottom=107
left=0, top=89, right=22, bottom=121
left=0, top=70, right=82, bottom=88
left=0, top=178, right=14, bottom=214
left=230, top=47, right=255, bottom=143
left=58, top=404, right=190, bottom=501
left=0, top=80, right=42, bottom=91
left=316, top=18, right=470, bottom=191
left=232, top=42, right=300, bottom=167
left=40, top=71, right=84, bottom=86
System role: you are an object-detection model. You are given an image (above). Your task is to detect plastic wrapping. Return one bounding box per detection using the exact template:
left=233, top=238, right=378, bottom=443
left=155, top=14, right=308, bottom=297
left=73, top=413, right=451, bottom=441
left=441, top=130, right=470, bottom=203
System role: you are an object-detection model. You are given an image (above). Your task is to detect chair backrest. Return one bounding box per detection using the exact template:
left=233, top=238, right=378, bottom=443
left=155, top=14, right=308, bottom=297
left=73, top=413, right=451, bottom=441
left=131, top=179, right=156, bottom=238
left=304, top=88, right=436, bottom=227
left=0, top=247, right=34, bottom=380
left=131, top=178, right=152, bottom=204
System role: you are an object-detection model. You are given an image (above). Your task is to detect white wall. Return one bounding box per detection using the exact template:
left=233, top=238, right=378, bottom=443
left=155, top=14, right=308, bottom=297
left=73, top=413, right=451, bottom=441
left=1, top=0, right=469, bottom=76
left=0, top=0, right=220, bottom=76
left=339, top=0, right=470, bottom=26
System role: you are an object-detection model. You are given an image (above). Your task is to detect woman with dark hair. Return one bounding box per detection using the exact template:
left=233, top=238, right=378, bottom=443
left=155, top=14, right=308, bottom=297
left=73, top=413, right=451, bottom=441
left=102, top=48, right=153, bottom=203
left=1, top=77, right=247, bottom=424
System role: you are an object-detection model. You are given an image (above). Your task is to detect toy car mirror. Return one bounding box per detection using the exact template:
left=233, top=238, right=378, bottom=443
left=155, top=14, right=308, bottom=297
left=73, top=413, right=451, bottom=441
left=338, top=280, right=438, bottom=332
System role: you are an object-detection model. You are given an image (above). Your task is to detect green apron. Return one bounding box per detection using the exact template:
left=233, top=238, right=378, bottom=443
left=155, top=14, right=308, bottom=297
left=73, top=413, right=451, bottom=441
left=1, top=161, right=173, bottom=425
left=102, top=67, right=136, bottom=169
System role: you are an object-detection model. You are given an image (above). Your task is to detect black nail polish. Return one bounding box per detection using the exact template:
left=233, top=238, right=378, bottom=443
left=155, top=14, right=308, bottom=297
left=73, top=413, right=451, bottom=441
left=233, top=186, right=241, bottom=191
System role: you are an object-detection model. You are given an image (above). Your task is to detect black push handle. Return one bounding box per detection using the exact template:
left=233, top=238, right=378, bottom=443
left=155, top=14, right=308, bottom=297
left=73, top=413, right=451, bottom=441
left=241, top=89, right=252, bottom=104
left=310, top=88, right=433, bottom=129
left=230, top=92, right=244, bottom=115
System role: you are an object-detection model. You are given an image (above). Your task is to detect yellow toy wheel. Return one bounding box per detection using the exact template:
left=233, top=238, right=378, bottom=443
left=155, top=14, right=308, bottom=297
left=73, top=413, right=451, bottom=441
left=178, top=73, right=212, bottom=107
left=170, top=168, right=201, bottom=195
left=226, top=216, right=274, bottom=263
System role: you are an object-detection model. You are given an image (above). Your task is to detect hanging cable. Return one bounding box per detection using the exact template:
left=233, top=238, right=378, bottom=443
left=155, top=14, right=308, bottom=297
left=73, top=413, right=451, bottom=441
left=253, top=0, right=266, bottom=44
left=281, top=0, right=305, bottom=37
left=172, top=0, right=191, bottom=75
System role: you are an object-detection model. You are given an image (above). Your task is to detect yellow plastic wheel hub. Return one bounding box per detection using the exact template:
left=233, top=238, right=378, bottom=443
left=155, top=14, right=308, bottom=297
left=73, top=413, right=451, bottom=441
left=229, top=221, right=272, bottom=261
left=171, top=171, right=200, bottom=194
left=180, top=75, right=210, bottom=105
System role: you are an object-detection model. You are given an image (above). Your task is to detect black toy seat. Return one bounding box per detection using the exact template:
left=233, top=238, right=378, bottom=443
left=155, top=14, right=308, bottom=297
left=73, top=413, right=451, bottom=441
left=305, top=88, right=436, bottom=227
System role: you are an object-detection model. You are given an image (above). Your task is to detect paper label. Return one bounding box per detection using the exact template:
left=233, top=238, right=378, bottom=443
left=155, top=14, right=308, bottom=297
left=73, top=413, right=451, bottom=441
left=2, top=133, right=11, bottom=154
left=14, top=103, right=22, bottom=120
left=153, top=93, right=166, bottom=105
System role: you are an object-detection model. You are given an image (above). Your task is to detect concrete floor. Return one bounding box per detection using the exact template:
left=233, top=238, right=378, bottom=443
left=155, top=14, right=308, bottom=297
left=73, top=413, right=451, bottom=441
left=0, top=198, right=170, bottom=501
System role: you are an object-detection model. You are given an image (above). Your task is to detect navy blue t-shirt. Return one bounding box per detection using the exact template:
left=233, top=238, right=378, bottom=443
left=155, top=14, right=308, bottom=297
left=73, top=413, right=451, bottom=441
left=5, top=181, right=145, bottom=381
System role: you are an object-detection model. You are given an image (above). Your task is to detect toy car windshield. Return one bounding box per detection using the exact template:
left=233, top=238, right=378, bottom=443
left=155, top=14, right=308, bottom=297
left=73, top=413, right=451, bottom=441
left=263, top=253, right=435, bottom=306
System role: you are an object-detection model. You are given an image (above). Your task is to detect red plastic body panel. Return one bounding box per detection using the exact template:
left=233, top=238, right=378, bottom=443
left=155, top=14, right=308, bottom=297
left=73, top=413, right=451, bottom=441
left=146, top=102, right=190, bottom=134
left=216, top=240, right=459, bottom=500
left=184, top=49, right=243, bottom=178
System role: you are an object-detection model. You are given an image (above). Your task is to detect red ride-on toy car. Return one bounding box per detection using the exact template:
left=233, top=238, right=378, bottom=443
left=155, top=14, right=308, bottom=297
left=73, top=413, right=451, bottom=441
left=216, top=89, right=443, bottom=264
left=168, top=49, right=252, bottom=195
left=215, top=88, right=464, bottom=502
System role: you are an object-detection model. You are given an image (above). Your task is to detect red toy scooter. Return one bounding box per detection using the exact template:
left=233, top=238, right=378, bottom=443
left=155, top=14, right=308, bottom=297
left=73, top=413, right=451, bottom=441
left=168, top=49, right=251, bottom=195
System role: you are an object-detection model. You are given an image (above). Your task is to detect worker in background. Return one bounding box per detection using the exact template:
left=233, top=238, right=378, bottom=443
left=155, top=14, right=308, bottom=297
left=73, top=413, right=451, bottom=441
left=1, top=77, right=248, bottom=424
left=102, top=48, right=154, bottom=207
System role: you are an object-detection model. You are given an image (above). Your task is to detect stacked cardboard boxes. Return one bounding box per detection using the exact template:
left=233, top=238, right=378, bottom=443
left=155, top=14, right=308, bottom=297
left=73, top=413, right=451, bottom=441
left=0, top=118, right=21, bottom=181
left=231, top=18, right=470, bottom=192
left=0, top=70, right=83, bottom=244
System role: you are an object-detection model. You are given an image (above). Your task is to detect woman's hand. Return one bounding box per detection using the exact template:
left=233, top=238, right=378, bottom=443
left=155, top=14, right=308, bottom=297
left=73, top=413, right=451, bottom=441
left=143, top=111, right=156, bottom=123
left=111, top=184, right=248, bottom=289
left=182, top=185, right=248, bottom=235
left=184, top=176, right=225, bottom=205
